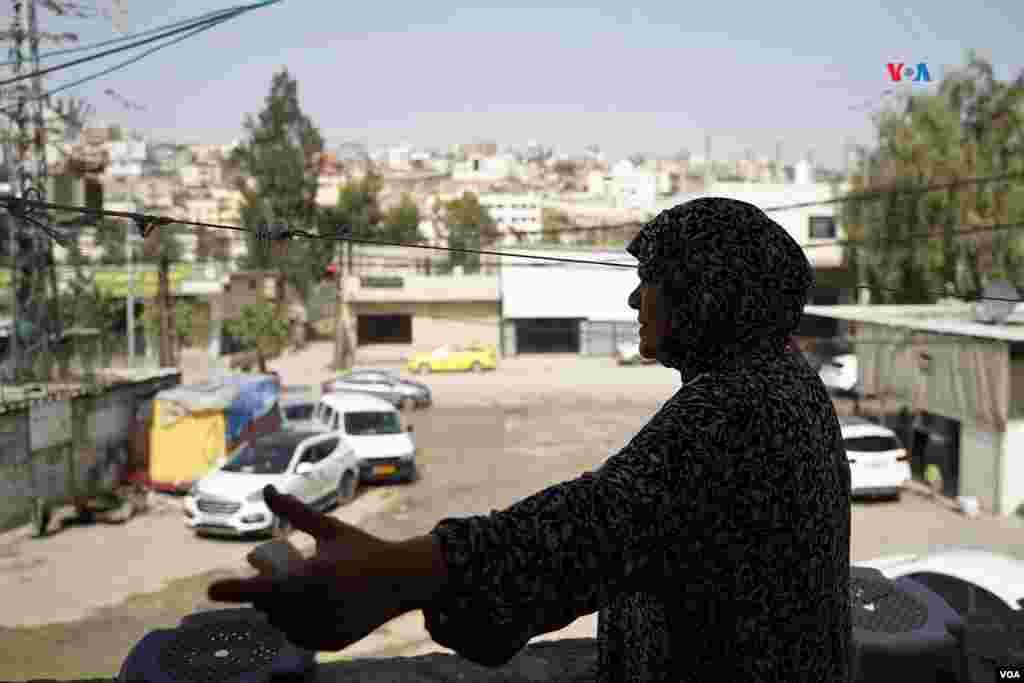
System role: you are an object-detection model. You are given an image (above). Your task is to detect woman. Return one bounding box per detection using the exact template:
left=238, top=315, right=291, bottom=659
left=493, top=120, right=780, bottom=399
left=209, top=197, right=853, bottom=682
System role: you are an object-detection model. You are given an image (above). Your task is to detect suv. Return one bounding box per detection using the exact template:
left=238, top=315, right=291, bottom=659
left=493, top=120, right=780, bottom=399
left=840, top=417, right=911, bottom=500
left=184, top=430, right=359, bottom=538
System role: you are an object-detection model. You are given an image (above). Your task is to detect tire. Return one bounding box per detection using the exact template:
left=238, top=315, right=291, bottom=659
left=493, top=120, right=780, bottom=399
left=417, top=364, right=431, bottom=375
left=470, top=361, right=482, bottom=373
left=403, top=465, right=419, bottom=484
left=337, top=472, right=357, bottom=505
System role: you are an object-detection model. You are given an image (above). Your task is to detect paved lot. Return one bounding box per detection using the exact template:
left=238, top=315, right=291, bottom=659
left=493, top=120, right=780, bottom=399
left=3, top=342, right=1023, bottom=679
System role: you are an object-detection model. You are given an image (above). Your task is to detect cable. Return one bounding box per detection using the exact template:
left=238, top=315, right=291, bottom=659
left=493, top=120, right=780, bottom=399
left=2, top=11, right=248, bottom=114
left=11, top=195, right=1024, bottom=296
left=0, top=0, right=281, bottom=89
left=0, top=4, right=241, bottom=67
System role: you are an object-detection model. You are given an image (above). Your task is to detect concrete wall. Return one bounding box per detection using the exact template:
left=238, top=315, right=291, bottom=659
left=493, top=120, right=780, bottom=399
left=1000, top=420, right=1024, bottom=516
left=352, top=300, right=500, bottom=358
left=959, top=424, right=1002, bottom=513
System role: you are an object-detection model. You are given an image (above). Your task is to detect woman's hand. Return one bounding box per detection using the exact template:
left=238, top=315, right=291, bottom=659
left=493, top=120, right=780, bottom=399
left=207, top=485, right=439, bottom=652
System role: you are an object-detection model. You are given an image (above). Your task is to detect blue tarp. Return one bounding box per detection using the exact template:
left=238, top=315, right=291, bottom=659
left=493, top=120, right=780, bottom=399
left=223, top=375, right=280, bottom=443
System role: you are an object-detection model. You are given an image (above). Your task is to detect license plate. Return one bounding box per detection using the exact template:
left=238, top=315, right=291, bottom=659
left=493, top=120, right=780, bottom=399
left=374, top=465, right=397, bottom=476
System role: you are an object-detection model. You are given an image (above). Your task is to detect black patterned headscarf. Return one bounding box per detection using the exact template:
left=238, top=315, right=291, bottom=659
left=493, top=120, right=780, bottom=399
left=626, top=197, right=815, bottom=380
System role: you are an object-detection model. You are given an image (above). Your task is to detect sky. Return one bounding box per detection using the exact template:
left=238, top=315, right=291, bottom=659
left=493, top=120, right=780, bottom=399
left=26, top=1, right=1024, bottom=170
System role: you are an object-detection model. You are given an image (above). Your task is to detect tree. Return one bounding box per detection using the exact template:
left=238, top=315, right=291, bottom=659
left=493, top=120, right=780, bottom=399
left=441, top=192, right=499, bottom=274
left=223, top=302, right=289, bottom=374
left=138, top=220, right=185, bottom=367
left=541, top=208, right=571, bottom=244
left=841, top=50, right=1024, bottom=304
left=231, top=68, right=325, bottom=317
left=380, top=193, right=425, bottom=244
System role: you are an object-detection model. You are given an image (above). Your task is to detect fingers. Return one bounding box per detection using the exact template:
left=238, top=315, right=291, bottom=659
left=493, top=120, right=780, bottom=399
left=208, top=576, right=279, bottom=603
left=263, top=485, right=339, bottom=539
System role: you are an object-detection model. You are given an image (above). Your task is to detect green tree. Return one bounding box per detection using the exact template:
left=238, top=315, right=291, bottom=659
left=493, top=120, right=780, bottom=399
left=380, top=193, right=425, bottom=244
left=441, top=192, right=499, bottom=274
left=231, top=68, right=325, bottom=316
left=841, top=50, right=1024, bottom=304
left=223, top=302, right=289, bottom=374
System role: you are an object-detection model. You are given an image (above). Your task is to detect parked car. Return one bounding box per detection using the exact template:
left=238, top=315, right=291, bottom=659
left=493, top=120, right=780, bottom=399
left=321, top=369, right=431, bottom=410
left=311, top=393, right=418, bottom=484
left=820, top=353, right=861, bottom=395
left=407, top=343, right=498, bottom=374
left=854, top=545, right=1024, bottom=618
left=184, top=430, right=359, bottom=538
left=615, top=341, right=657, bottom=365
left=841, top=416, right=911, bottom=500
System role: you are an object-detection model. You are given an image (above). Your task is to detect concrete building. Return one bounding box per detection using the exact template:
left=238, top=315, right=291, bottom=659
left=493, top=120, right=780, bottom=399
left=478, top=193, right=543, bottom=244
left=180, top=162, right=223, bottom=188
left=106, top=139, right=147, bottom=178
left=806, top=302, right=1024, bottom=519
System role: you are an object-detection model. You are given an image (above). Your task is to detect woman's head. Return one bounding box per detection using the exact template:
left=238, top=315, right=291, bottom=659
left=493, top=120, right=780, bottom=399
left=626, top=197, right=814, bottom=375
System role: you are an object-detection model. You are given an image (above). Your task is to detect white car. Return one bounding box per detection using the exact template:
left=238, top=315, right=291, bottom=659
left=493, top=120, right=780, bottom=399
left=855, top=545, right=1024, bottom=618
left=184, top=430, right=359, bottom=538
left=841, top=417, right=911, bottom=500
left=615, top=341, right=656, bottom=365
left=314, top=393, right=418, bottom=483
left=820, top=353, right=860, bottom=394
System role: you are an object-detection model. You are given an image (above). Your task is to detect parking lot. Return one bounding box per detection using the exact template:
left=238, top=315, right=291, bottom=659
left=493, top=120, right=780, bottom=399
left=3, top=343, right=1024, bottom=679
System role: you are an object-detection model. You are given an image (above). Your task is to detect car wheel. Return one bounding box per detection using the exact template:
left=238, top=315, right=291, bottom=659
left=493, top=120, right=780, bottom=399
left=417, top=364, right=431, bottom=375
left=470, top=361, right=482, bottom=373
left=403, top=465, right=419, bottom=484
left=337, top=472, right=357, bottom=505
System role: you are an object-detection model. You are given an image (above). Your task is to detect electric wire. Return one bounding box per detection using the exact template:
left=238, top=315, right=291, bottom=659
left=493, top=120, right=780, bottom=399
left=0, top=6, right=273, bottom=117
left=0, top=4, right=246, bottom=67
left=0, top=0, right=281, bottom=89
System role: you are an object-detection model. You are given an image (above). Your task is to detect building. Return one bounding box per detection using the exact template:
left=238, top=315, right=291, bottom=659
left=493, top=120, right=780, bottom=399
left=180, top=161, right=223, bottom=188
left=106, top=139, right=147, bottom=179
left=806, top=302, right=1024, bottom=519
left=478, top=193, right=543, bottom=244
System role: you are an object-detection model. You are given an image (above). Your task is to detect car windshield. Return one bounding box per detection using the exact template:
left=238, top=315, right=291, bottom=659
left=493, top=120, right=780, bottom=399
left=221, top=442, right=295, bottom=474
left=344, top=411, right=402, bottom=435
left=284, top=404, right=315, bottom=421
left=844, top=436, right=902, bottom=453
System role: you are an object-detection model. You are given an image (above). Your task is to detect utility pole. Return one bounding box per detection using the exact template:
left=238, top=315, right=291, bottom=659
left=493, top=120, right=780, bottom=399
left=7, top=0, right=26, bottom=381
left=27, top=0, right=59, bottom=367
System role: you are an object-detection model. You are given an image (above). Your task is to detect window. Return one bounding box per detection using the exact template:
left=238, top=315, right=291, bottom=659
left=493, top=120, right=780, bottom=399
left=284, top=403, right=315, bottom=421
left=320, top=405, right=335, bottom=428
left=843, top=435, right=903, bottom=453
left=344, top=411, right=402, bottom=436
left=809, top=216, right=836, bottom=239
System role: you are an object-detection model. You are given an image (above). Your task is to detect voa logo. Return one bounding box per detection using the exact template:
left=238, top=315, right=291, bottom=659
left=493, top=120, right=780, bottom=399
left=886, top=62, right=932, bottom=83
left=999, top=670, right=1021, bottom=679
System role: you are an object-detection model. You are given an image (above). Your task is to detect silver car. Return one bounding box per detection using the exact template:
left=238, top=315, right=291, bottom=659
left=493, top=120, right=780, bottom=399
left=321, top=369, right=431, bottom=410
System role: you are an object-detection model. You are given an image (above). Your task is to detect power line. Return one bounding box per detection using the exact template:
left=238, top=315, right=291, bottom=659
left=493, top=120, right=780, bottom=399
left=0, top=0, right=281, bottom=89
left=0, top=3, right=242, bottom=67
left=0, top=10, right=250, bottom=115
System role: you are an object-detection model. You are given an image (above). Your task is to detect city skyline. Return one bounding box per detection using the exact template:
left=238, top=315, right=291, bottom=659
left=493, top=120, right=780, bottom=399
left=31, top=1, right=1024, bottom=170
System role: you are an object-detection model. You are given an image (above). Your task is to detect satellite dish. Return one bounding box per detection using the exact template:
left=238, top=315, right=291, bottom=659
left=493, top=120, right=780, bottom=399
left=973, top=280, right=1021, bottom=324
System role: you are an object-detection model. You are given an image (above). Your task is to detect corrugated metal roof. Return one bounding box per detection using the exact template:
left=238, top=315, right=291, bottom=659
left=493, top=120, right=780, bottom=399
left=804, top=304, right=1024, bottom=343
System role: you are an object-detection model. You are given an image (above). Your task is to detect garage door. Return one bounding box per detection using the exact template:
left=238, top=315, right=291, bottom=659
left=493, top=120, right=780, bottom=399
left=514, top=319, right=582, bottom=353
left=357, top=314, right=412, bottom=345
left=581, top=320, right=640, bottom=356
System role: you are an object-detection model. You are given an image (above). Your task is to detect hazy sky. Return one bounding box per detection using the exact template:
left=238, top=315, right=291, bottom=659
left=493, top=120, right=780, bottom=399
left=33, top=1, right=1024, bottom=169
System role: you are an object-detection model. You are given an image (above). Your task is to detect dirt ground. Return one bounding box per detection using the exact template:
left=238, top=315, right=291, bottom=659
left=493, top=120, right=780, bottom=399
left=3, top=342, right=1024, bottom=680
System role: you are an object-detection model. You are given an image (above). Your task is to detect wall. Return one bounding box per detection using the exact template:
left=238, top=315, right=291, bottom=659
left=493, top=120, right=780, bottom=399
left=1000, top=420, right=1024, bottom=517
left=352, top=300, right=500, bottom=356
left=0, top=371, right=181, bottom=533
left=960, top=424, right=1002, bottom=513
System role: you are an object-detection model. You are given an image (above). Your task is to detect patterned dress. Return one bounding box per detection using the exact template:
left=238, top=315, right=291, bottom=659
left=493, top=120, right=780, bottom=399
left=422, top=198, right=853, bottom=682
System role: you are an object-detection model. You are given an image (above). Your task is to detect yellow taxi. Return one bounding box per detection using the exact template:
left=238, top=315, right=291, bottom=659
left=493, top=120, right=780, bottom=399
left=407, top=343, right=498, bottom=374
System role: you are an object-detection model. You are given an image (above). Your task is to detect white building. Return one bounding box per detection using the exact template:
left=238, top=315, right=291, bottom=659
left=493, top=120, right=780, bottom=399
left=498, top=246, right=641, bottom=356
left=452, top=154, right=522, bottom=182
left=586, top=159, right=662, bottom=210
left=107, top=139, right=147, bottom=178
left=478, top=193, right=543, bottom=245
